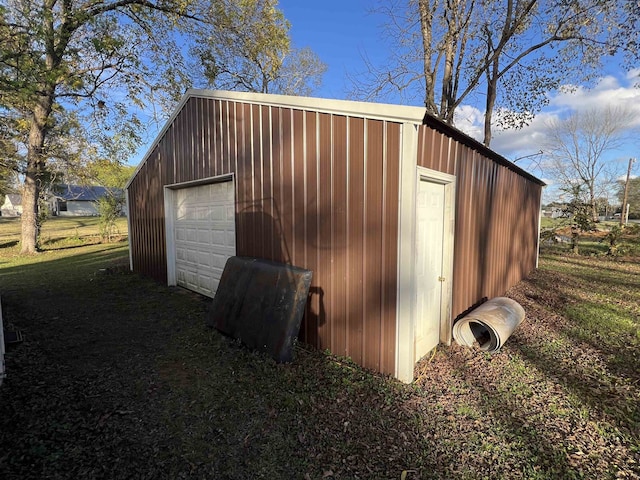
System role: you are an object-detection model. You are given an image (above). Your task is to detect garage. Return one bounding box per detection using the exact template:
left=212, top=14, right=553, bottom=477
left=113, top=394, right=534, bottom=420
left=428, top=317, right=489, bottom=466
left=164, top=177, right=236, bottom=297
left=127, top=89, right=543, bottom=382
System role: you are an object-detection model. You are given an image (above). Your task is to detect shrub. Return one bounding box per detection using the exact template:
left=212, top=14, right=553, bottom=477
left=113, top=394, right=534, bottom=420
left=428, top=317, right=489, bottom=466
left=97, top=195, right=122, bottom=242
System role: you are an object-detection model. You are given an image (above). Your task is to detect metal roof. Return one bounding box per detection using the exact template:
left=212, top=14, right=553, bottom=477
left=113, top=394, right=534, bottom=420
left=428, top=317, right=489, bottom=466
left=5, top=194, right=22, bottom=205
left=51, top=185, right=118, bottom=201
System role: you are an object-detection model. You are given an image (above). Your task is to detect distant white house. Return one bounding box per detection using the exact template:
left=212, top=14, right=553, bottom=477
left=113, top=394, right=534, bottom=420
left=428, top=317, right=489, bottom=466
left=0, top=194, right=23, bottom=217
left=49, top=184, right=126, bottom=217
left=541, top=206, right=564, bottom=219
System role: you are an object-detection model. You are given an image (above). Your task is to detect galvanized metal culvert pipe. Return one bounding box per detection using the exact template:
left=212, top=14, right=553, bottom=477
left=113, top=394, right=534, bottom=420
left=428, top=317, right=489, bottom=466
left=452, top=297, right=525, bottom=352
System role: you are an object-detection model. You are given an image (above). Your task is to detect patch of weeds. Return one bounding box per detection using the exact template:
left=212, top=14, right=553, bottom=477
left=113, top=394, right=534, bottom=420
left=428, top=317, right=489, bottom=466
left=546, top=401, right=573, bottom=417
left=455, top=403, right=481, bottom=420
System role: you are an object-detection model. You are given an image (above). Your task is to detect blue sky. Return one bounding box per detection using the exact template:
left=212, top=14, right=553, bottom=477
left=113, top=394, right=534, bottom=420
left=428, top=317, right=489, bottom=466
left=278, top=0, right=384, bottom=100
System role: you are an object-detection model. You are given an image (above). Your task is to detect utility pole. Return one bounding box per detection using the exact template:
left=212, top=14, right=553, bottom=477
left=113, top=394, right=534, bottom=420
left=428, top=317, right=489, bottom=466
left=620, top=158, right=635, bottom=226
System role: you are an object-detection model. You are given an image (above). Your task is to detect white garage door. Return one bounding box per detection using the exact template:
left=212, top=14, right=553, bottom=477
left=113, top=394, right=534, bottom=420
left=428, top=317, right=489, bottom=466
left=172, top=181, right=235, bottom=297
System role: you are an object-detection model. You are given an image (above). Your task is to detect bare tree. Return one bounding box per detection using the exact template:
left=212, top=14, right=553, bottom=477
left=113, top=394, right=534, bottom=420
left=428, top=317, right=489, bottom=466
left=353, top=0, right=637, bottom=146
left=544, top=106, right=637, bottom=222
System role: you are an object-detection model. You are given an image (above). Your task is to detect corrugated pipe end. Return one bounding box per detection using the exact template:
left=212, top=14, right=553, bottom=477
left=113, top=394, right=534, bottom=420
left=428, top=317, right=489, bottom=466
left=452, top=297, right=525, bottom=352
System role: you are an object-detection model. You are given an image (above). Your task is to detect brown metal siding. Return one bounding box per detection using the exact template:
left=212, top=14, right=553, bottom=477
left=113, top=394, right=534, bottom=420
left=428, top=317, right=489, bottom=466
left=383, top=124, right=401, bottom=370
left=128, top=149, right=167, bottom=283
left=128, top=96, right=401, bottom=375
left=417, top=126, right=542, bottom=321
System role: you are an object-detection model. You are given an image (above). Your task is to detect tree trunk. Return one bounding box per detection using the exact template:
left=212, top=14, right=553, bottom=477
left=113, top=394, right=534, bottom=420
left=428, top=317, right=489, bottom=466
left=440, top=3, right=458, bottom=123
left=20, top=93, right=54, bottom=254
left=418, top=0, right=438, bottom=116
left=20, top=170, right=39, bottom=254
left=589, top=184, right=598, bottom=223
left=483, top=59, right=499, bottom=147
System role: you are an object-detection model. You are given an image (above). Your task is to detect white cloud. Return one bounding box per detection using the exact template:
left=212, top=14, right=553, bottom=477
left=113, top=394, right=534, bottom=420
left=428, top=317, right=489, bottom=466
left=453, top=105, right=484, bottom=142
left=453, top=72, right=640, bottom=176
left=548, top=75, right=640, bottom=125
left=491, top=112, right=557, bottom=157
left=625, top=68, right=640, bottom=82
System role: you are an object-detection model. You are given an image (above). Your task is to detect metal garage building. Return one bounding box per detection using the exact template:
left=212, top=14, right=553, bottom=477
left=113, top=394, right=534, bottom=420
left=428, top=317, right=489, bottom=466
left=126, top=89, right=543, bottom=382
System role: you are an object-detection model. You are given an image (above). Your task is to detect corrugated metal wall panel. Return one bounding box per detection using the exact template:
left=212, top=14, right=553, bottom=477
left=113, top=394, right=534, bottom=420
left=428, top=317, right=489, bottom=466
left=303, top=111, right=320, bottom=348
left=382, top=123, right=400, bottom=371
left=292, top=110, right=306, bottom=272
left=347, top=117, right=365, bottom=365
left=417, top=126, right=542, bottom=321
left=129, top=96, right=401, bottom=375
left=128, top=149, right=168, bottom=284
left=317, top=111, right=333, bottom=350
left=363, top=120, right=385, bottom=370
left=331, top=115, right=348, bottom=357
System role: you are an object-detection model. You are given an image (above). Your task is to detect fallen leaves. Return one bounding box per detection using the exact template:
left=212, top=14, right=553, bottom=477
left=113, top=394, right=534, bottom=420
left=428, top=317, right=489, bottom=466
left=1, top=251, right=639, bottom=479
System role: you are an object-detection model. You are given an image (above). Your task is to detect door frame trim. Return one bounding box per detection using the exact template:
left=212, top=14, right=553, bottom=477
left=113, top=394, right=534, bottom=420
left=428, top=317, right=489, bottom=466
left=164, top=174, right=235, bottom=288
left=417, top=167, right=456, bottom=348
left=395, top=156, right=455, bottom=382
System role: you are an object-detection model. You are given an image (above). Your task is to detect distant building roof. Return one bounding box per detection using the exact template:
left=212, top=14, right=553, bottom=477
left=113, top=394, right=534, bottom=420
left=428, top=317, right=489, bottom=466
left=51, top=184, right=120, bottom=201
left=5, top=194, right=21, bottom=205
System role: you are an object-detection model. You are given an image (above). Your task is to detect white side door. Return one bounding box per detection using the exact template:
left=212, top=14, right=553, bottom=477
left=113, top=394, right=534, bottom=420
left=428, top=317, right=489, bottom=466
left=414, top=178, right=445, bottom=361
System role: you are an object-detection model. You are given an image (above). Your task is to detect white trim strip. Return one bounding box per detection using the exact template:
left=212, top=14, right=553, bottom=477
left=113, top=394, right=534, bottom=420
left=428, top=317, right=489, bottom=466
left=187, top=89, right=427, bottom=124
left=395, top=123, right=419, bottom=383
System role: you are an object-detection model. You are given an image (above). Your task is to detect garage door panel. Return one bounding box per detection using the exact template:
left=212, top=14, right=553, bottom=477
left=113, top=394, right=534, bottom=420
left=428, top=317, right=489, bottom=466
left=197, top=229, right=210, bottom=244
left=172, top=181, right=236, bottom=297
left=197, top=251, right=212, bottom=267
left=226, top=231, right=236, bottom=246
left=211, top=252, right=228, bottom=269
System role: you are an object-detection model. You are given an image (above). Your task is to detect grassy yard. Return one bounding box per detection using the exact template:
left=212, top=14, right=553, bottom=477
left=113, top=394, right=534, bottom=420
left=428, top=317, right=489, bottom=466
left=0, top=221, right=638, bottom=479
left=0, top=216, right=128, bottom=251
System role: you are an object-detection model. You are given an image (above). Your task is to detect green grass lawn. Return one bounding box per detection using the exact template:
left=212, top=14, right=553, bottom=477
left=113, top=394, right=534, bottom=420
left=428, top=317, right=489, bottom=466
left=0, top=216, right=128, bottom=252
left=0, top=220, right=638, bottom=479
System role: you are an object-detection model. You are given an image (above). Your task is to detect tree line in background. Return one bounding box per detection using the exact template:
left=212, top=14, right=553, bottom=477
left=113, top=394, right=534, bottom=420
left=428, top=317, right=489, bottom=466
left=0, top=0, right=326, bottom=254
left=543, top=107, right=638, bottom=223
left=620, top=177, right=640, bottom=218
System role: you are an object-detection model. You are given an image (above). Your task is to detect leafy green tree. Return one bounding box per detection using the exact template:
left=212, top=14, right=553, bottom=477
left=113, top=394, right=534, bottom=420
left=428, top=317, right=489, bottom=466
left=618, top=177, right=640, bottom=219
left=0, top=0, right=201, bottom=254
left=561, top=185, right=596, bottom=254
left=193, top=0, right=326, bottom=95
left=85, top=159, right=135, bottom=242
left=97, top=195, right=122, bottom=242
left=0, top=112, right=21, bottom=198
left=87, top=160, right=136, bottom=190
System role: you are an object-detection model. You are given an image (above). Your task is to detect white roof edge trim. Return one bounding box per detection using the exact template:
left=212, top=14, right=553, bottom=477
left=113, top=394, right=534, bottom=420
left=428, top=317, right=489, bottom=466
left=125, top=89, right=427, bottom=189
left=187, top=89, right=427, bottom=123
